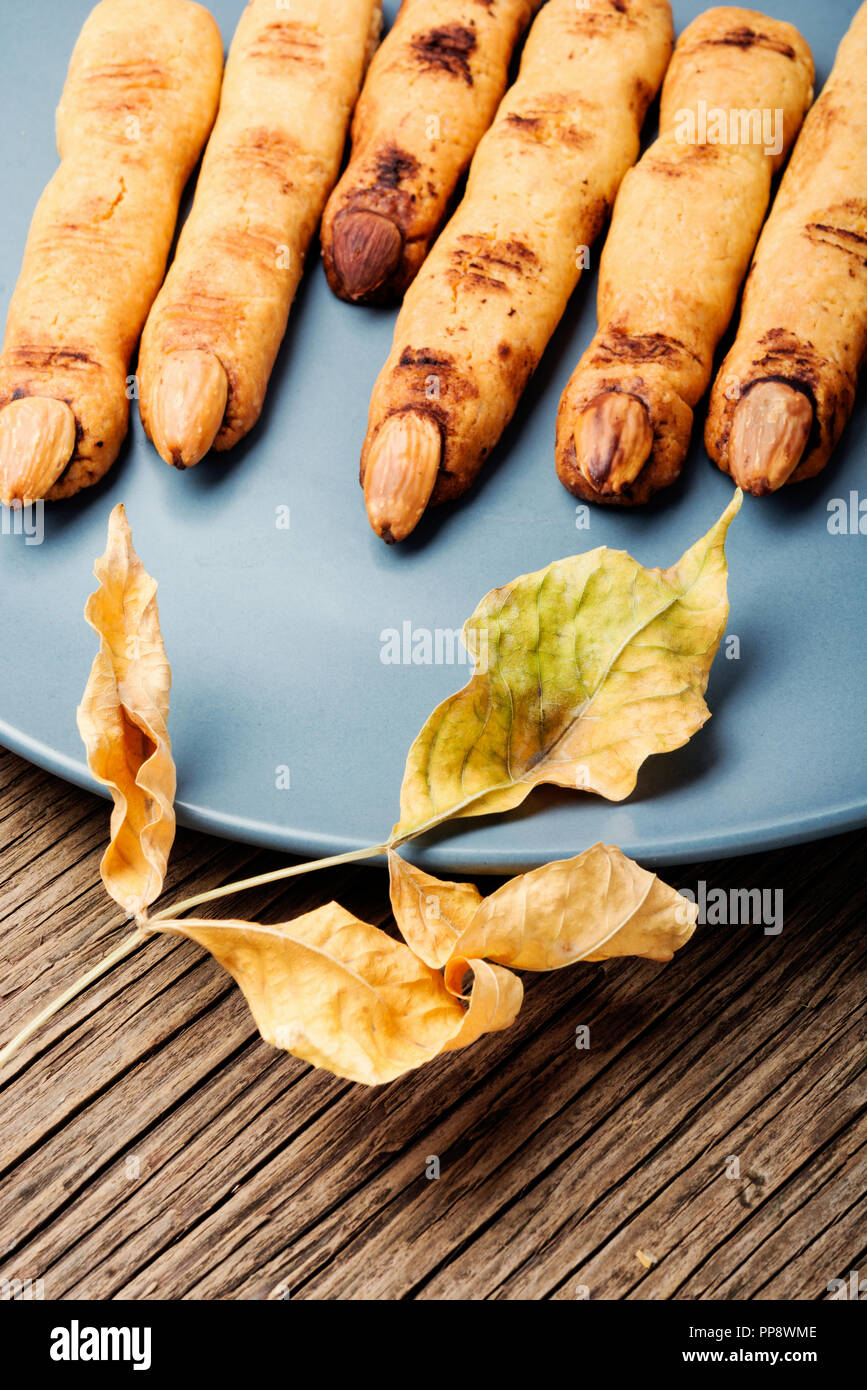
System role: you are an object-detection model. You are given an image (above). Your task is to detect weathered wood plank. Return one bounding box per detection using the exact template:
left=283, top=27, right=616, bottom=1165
left=121, top=881, right=831, bottom=1298
left=697, top=1133, right=867, bottom=1300
left=255, top=844, right=864, bottom=1300
left=0, top=747, right=863, bottom=1301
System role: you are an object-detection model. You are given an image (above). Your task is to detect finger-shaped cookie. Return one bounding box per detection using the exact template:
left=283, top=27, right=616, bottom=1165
left=705, top=2, right=867, bottom=494
left=138, top=0, right=381, bottom=469
left=321, top=0, right=542, bottom=305
left=361, top=0, right=674, bottom=542
left=0, top=0, right=223, bottom=504
left=555, top=7, right=813, bottom=507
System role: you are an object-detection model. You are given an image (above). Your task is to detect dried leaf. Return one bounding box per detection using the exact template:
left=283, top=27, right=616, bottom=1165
left=77, top=504, right=175, bottom=918
left=159, top=902, right=523, bottom=1085
left=452, top=844, right=698, bottom=971
left=388, top=850, right=483, bottom=968
left=440, top=956, right=524, bottom=1051
left=394, top=492, right=741, bottom=841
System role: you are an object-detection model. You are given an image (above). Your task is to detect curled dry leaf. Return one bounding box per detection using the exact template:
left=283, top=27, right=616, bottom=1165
left=204, top=840, right=690, bottom=1083
left=156, top=902, right=523, bottom=1086
left=394, top=492, right=742, bottom=842
left=451, top=843, right=698, bottom=971
left=76, top=504, right=175, bottom=918
left=440, top=955, right=524, bottom=1052
left=153, top=838, right=692, bottom=1083
left=388, top=850, right=483, bottom=968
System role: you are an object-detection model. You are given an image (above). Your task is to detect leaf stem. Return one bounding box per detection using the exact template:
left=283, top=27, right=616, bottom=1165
left=150, top=841, right=392, bottom=923
left=0, top=927, right=149, bottom=1073
left=1, top=841, right=398, bottom=1072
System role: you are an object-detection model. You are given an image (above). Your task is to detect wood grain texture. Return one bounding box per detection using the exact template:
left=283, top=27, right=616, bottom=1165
left=0, top=746, right=863, bottom=1301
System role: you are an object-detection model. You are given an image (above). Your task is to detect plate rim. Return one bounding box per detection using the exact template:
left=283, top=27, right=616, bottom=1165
left=3, top=715, right=864, bottom=874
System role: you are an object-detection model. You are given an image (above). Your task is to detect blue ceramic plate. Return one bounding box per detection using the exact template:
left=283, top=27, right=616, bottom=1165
left=1, top=0, right=864, bottom=872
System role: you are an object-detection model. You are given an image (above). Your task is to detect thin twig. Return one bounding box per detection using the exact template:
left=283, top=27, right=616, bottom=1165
left=0, top=927, right=149, bottom=1072
left=1, top=839, right=397, bottom=1071
left=150, top=841, right=391, bottom=922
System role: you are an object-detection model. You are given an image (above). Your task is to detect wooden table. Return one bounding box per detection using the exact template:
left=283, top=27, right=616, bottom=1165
left=0, top=744, right=863, bottom=1301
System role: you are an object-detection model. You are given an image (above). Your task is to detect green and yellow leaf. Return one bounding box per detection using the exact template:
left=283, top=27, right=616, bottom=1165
left=394, top=492, right=741, bottom=842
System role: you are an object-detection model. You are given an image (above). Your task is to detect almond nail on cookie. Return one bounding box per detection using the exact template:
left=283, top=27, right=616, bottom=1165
left=706, top=2, right=867, bottom=495
left=321, top=0, right=543, bottom=305
left=361, top=0, right=675, bottom=543
left=138, top=0, right=382, bottom=470
left=0, top=0, right=223, bottom=505
left=555, top=6, right=814, bottom=507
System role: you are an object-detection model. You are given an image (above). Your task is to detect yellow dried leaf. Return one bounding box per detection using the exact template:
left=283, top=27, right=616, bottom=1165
left=388, top=850, right=484, bottom=968
left=440, top=956, right=524, bottom=1051
left=394, top=493, right=741, bottom=841
left=453, top=844, right=698, bottom=971
left=76, top=504, right=175, bottom=918
left=159, top=902, right=523, bottom=1085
